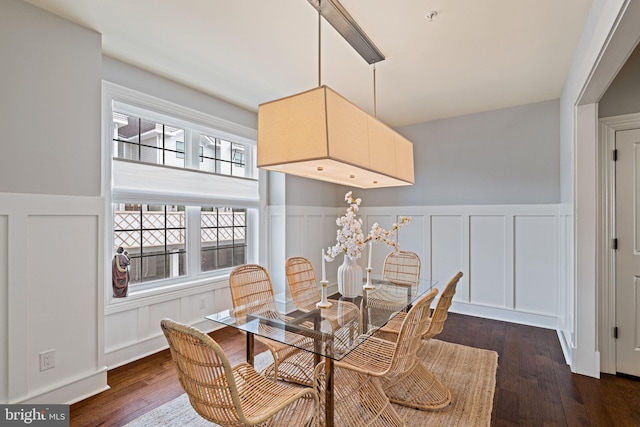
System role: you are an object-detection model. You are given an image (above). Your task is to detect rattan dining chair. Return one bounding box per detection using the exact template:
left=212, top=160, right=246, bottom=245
left=285, top=256, right=360, bottom=347
left=229, top=263, right=316, bottom=386
left=314, top=288, right=446, bottom=424
left=364, top=250, right=422, bottom=331
left=376, top=271, right=463, bottom=343
left=161, top=318, right=319, bottom=427
left=383, top=250, right=421, bottom=287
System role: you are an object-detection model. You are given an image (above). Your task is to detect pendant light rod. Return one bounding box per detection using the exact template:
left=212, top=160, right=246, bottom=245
left=318, top=0, right=322, bottom=87
left=307, top=0, right=385, bottom=65
left=373, top=63, right=377, bottom=118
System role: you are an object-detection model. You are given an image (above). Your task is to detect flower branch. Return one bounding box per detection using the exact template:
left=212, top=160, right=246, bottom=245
left=325, top=191, right=411, bottom=262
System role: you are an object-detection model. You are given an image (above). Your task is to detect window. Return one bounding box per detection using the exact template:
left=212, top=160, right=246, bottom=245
left=114, top=204, right=187, bottom=284
left=113, top=112, right=185, bottom=168
left=200, top=208, right=246, bottom=272
left=112, top=111, right=247, bottom=177
left=107, top=88, right=259, bottom=295
left=198, top=136, right=246, bottom=176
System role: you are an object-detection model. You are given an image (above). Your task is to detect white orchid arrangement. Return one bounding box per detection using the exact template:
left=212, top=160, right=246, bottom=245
left=325, top=191, right=411, bottom=261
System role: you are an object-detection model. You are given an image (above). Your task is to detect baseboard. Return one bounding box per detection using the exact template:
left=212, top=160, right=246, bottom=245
left=105, top=318, right=223, bottom=369
left=449, top=301, right=558, bottom=330
left=557, top=329, right=573, bottom=366
left=18, top=368, right=108, bottom=405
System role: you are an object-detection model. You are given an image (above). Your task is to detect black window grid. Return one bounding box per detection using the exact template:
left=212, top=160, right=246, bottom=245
left=114, top=205, right=187, bottom=284
left=200, top=208, right=247, bottom=271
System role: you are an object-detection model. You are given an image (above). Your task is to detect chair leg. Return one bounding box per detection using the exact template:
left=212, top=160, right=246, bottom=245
left=261, top=349, right=316, bottom=386
left=314, top=362, right=405, bottom=427
left=381, top=359, right=452, bottom=411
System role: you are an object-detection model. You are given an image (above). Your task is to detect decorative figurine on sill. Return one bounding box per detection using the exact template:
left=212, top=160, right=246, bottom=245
left=112, top=246, right=130, bottom=298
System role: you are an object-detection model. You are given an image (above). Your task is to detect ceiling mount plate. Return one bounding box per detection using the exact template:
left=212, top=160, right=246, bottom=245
left=307, top=0, right=385, bottom=65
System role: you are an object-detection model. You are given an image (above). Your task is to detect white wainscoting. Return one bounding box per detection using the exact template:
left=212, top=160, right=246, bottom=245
left=270, top=204, right=563, bottom=330
left=0, top=192, right=106, bottom=404
left=103, top=278, right=233, bottom=368
left=557, top=204, right=575, bottom=364
left=105, top=203, right=566, bottom=375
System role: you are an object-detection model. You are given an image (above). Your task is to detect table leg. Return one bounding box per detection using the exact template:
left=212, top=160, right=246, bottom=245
left=246, top=332, right=254, bottom=366
left=325, top=357, right=334, bottom=427
left=361, top=292, right=369, bottom=334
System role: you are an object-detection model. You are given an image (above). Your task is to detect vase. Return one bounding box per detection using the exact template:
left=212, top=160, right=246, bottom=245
left=337, top=255, right=363, bottom=298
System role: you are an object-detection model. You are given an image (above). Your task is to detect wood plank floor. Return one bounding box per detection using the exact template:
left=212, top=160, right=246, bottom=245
left=70, top=313, right=640, bottom=426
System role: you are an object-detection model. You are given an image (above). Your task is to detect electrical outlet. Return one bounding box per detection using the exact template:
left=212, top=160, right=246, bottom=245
left=199, top=297, right=206, bottom=310
left=40, top=349, right=55, bottom=371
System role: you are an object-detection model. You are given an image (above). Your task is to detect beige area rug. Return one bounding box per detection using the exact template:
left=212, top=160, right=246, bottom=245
left=124, top=339, right=498, bottom=426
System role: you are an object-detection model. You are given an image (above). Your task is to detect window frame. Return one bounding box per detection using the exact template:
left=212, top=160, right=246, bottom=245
left=103, top=82, right=260, bottom=301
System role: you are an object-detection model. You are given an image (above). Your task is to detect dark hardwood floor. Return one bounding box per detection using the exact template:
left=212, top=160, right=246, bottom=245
left=70, top=313, right=640, bottom=426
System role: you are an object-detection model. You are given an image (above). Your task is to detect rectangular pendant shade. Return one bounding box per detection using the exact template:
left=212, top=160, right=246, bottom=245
left=257, top=86, right=414, bottom=188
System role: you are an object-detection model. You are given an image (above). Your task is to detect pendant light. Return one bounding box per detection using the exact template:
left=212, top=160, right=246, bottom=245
left=256, top=0, right=414, bottom=188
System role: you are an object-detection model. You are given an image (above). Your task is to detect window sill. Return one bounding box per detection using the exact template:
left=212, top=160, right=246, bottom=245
left=105, top=273, right=230, bottom=315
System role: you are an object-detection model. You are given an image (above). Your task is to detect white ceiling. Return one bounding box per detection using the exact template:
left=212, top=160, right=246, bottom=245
left=22, top=0, right=592, bottom=127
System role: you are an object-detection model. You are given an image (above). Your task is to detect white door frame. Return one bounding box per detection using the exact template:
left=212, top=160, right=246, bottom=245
left=598, top=112, right=640, bottom=374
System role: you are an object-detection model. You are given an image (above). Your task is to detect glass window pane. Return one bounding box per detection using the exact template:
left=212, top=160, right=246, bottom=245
left=198, top=135, right=217, bottom=173
left=200, top=157, right=216, bottom=173
left=217, top=247, right=233, bottom=269
left=163, top=126, right=185, bottom=168
left=128, top=256, right=141, bottom=285
left=218, top=140, right=232, bottom=162
left=218, top=226, right=234, bottom=243
left=142, top=207, right=164, bottom=229
left=143, top=229, right=165, bottom=249
left=114, top=231, right=140, bottom=253
left=141, top=254, right=167, bottom=282
left=201, top=248, right=218, bottom=272
left=114, top=207, right=141, bottom=230
left=200, top=207, right=246, bottom=273
left=140, top=145, right=161, bottom=164
left=114, top=112, right=140, bottom=144
left=231, top=143, right=246, bottom=177
left=233, top=245, right=246, bottom=266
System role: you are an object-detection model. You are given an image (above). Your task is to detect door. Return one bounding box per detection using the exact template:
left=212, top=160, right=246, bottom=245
left=615, top=128, right=640, bottom=377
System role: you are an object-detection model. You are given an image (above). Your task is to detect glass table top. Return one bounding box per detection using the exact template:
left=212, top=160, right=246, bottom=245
left=206, top=277, right=437, bottom=361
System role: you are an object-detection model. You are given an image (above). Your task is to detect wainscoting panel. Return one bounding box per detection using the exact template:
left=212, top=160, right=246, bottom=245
left=104, top=276, right=234, bottom=368
left=272, top=204, right=561, bottom=330
left=394, top=215, right=427, bottom=266
left=364, top=214, right=397, bottom=268
left=285, top=214, right=305, bottom=259
left=105, top=309, right=139, bottom=355
left=429, top=215, right=465, bottom=301
left=0, top=192, right=106, bottom=404
left=470, top=215, right=507, bottom=308
left=267, top=206, right=287, bottom=294
left=514, top=216, right=557, bottom=315
left=306, top=215, right=326, bottom=255
left=27, top=215, right=101, bottom=397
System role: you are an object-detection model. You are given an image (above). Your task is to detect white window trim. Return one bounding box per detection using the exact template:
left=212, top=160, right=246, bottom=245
left=102, top=81, right=260, bottom=308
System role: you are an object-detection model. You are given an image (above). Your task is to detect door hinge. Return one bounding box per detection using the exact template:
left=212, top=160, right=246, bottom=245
left=613, top=149, right=618, bottom=161
left=614, top=326, right=618, bottom=339
left=613, top=238, right=618, bottom=250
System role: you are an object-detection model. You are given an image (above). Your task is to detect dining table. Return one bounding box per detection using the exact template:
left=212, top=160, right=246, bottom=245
left=206, top=277, right=437, bottom=427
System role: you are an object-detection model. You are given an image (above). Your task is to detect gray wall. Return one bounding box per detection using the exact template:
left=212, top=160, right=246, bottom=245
left=0, top=0, right=102, bottom=197
left=103, top=57, right=257, bottom=130
left=599, top=42, right=640, bottom=118
left=352, top=99, right=560, bottom=206
left=285, top=175, right=345, bottom=207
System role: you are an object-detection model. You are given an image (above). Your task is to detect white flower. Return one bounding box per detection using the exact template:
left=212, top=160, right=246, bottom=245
left=325, top=192, right=411, bottom=262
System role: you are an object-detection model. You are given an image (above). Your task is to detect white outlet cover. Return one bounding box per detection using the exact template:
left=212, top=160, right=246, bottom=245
left=40, top=350, right=55, bottom=371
